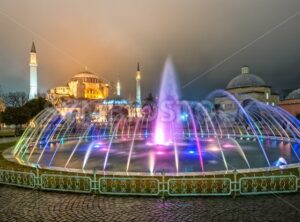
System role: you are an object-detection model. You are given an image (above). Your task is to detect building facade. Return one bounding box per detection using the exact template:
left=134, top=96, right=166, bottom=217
left=47, top=70, right=109, bottom=105
left=279, top=86, right=300, bottom=116
left=47, top=63, right=143, bottom=121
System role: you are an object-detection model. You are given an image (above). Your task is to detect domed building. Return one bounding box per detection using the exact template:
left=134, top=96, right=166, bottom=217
left=227, top=66, right=266, bottom=89
left=46, top=63, right=143, bottom=122
left=47, top=69, right=109, bottom=105
left=279, top=86, right=300, bottom=116
left=215, top=66, right=279, bottom=111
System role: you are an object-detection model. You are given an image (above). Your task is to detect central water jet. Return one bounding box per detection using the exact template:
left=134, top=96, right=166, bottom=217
left=153, top=58, right=182, bottom=145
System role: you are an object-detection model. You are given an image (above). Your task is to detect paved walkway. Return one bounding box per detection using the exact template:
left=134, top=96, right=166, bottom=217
left=0, top=185, right=300, bottom=221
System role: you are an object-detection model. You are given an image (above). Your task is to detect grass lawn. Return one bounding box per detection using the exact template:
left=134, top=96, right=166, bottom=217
left=0, top=141, right=29, bottom=171
left=0, top=130, right=15, bottom=137
left=0, top=141, right=16, bottom=150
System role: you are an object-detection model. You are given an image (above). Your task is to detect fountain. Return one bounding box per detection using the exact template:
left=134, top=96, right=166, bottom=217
left=10, top=59, right=300, bottom=176
left=153, top=57, right=182, bottom=145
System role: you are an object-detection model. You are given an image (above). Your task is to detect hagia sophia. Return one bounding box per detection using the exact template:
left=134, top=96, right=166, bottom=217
left=24, top=42, right=300, bottom=120
left=47, top=69, right=110, bottom=104
left=38, top=41, right=143, bottom=120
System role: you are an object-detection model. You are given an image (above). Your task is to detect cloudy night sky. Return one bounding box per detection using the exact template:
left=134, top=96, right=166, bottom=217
left=0, top=0, right=300, bottom=100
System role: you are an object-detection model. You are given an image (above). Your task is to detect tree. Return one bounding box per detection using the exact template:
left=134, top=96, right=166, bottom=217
left=142, top=93, right=157, bottom=119
left=2, top=92, right=28, bottom=108
left=1, top=97, right=52, bottom=135
left=142, top=93, right=155, bottom=107
left=0, top=112, right=3, bottom=131
left=108, top=105, right=129, bottom=121
left=23, top=97, right=52, bottom=119
left=1, top=106, right=30, bottom=135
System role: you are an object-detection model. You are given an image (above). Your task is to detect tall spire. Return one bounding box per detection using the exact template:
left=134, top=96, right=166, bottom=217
left=29, top=42, right=38, bottom=100
left=116, top=80, right=121, bottom=96
left=31, top=42, right=36, bottom=53
left=136, top=62, right=141, bottom=80
left=136, top=62, right=142, bottom=108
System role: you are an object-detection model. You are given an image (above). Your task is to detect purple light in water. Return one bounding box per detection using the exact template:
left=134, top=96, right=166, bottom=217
left=222, top=143, right=235, bottom=148
left=94, top=142, right=105, bottom=148
left=154, top=126, right=168, bottom=145
left=184, top=102, right=204, bottom=172
left=208, top=146, right=219, bottom=152
left=156, top=151, right=165, bottom=155
left=146, top=141, right=173, bottom=146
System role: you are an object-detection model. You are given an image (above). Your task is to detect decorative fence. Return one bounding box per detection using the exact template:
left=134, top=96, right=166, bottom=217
left=40, top=174, right=92, bottom=193
left=99, top=177, right=160, bottom=196
left=167, top=177, right=232, bottom=196
left=0, top=169, right=35, bottom=188
left=239, top=174, right=298, bottom=195
left=0, top=168, right=300, bottom=197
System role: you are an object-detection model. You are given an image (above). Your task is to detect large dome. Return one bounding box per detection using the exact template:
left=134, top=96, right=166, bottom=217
left=286, top=87, right=300, bottom=99
left=70, top=70, right=102, bottom=83
left=227, top=66, right=266, bottom=89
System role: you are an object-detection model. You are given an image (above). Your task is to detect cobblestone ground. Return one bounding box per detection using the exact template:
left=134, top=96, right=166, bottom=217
left=0, top=185, right=300, bottom=222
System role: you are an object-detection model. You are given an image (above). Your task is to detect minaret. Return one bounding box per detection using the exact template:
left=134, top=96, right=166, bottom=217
left=136, top=62, right=141, bottom=107
left=116, top=80, right=121, bottom=96
left=29, top=42, right=38, bottom=100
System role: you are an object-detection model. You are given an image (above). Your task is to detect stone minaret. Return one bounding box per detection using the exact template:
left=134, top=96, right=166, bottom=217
left=29, top=42, right=38, bottom=100
left=136, top=62, right=141, bottom=107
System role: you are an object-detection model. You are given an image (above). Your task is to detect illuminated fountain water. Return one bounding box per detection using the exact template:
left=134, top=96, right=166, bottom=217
left=153, top=58, right=182, bottom=145
left=10, top=59, right=300, bottom=175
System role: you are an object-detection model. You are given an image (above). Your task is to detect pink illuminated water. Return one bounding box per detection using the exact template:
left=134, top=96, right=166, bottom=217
left=153, top=58, right=182, bottom=145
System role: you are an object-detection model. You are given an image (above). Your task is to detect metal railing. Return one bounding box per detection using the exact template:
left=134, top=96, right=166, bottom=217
left=40, top=174, right=92, bottom=193
left=239, top=174, right=298, bottom=195
left=0, top=168, right=299, bottom=196
left=168, top=177, right=232, bottom=196
left=0, top=169, right=35, bottom=188
left=99, top=177, right=160, bottom=196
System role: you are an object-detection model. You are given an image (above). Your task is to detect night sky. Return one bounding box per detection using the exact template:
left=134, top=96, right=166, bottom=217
left=0, top=0, right=300, bottom=100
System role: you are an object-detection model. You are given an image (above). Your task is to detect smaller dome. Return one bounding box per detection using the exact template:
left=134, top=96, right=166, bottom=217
left=286, top=88, right=300, bottom=99
left=227, top=66, right=266, bottom=89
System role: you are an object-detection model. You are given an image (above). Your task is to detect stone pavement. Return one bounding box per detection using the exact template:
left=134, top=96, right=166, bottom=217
left=0, top=185, right=299, bottom=222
